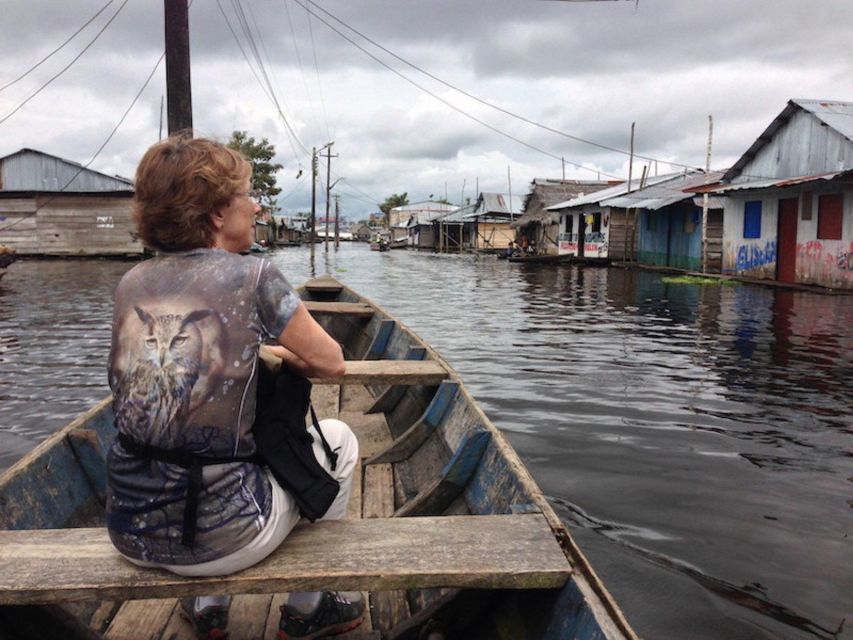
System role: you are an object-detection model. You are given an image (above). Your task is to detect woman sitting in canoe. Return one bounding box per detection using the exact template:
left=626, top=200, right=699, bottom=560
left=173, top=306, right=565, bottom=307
left=105, top=135, right=364, bottom=639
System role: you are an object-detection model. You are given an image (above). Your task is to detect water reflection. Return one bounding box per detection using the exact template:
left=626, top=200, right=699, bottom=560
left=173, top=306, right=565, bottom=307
left=0, top=247, right=850, bottom=639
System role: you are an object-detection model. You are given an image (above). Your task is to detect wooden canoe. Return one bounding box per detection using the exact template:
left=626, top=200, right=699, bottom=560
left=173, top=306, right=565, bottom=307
left=0, top=276, right=637, bottom=640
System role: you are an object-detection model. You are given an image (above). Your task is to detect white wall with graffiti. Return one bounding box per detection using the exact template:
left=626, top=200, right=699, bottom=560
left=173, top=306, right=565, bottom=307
left=722, top=184, right=852, bottom=289
left=557, top=206, right=610, bottom=258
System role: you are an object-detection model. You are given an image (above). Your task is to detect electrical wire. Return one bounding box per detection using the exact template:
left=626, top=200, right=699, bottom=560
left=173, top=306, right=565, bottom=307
left=290, top=0, right=621, bottom=180
left=304, top=0, right=702, bottom=173
left=0, top=0, right=116, bottom=94
left=302, top=0, right=333, bottom=143
left=215, top=0, right=307, bottom=162
left=0, top=0, right=132, bottom=127
left=0, top=50, right=165, bottom=233
left=282, top=0, right=329, bottom=148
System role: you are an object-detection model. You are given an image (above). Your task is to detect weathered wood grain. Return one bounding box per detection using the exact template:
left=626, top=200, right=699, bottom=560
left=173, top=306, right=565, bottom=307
left=303, top=301, right=375, bottom=317
left=362, top=462, right=410, bottom=631
left=104, top=598, right=176, bottom=639
left=341, top=411, right=394, bottom=460
left=304, top=278, right=343, bottom=293
left=0, top=515, right=570, bottom=605
left=339, top=385, right=376, bottom=413
left=311, top=361, right=447, bottom=386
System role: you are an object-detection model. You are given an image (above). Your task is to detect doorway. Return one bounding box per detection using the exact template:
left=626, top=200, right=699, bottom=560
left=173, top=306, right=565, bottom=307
left=776, top=197, right=798, bottom=283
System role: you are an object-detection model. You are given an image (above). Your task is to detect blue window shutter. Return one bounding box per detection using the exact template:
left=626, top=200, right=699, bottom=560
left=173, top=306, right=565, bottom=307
left=743, top=201, right=762, bottom=239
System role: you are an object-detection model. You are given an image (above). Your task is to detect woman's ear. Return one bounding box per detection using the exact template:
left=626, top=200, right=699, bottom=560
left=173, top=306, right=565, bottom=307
left=210, top=208, right=225, bottom=231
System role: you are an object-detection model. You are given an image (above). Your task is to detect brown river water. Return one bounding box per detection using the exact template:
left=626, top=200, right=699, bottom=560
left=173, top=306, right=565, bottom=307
left=0, top=244, right=850, bottom=639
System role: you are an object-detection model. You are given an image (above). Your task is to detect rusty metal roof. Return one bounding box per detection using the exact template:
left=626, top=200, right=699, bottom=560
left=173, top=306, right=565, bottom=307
left=699, top=169, right=853, bottom=194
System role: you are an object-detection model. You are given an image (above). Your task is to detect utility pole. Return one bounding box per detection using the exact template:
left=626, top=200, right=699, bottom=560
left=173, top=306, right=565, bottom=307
left=310, top=142, right=333, bottom=262
left=334, top=194, right=341, bottom=249
left=702, top=115, right=713, bottom=274
left=507, top=165, right=513, bottom=224
left=310, top=147, right=317, bottom=263
left=322, top=144, right=337, bottom=252
left=623, top=122, right=635, bottom=262
left=164, top=0, right=192, bottom=136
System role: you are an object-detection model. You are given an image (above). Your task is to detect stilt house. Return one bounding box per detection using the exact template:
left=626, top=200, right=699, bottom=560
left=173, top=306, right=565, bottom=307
left=707, top=99, right=853, bottom=289
left=546, top=174, right=676, bottom=261
left=0, top=149, right=137, bottom=256
left=514, top=179, right=613, bottom=255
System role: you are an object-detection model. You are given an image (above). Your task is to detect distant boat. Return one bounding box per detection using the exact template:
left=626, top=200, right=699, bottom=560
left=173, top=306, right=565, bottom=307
left=0, top=277, right=637, bottom=640
left=370, top=234, right=390, bottom=251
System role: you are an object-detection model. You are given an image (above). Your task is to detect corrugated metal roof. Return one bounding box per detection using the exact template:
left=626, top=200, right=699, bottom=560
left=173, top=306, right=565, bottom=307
left=390, top=201, right=459, bottom=213
left=701, top=169, right=853, bottom=194
left=795, top=99, right=853, bottom=141
left=547, top=172, right=683, bottom=210
left=722, top=99, right=853, bottom=182
left=0, top=148, right=133, bottom=192
left=602, top=170, right=725, bottom=210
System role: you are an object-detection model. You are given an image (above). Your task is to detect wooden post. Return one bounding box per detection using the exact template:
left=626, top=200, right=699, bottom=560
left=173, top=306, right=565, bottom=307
left=323, top=144, right=336, bottom=252
left=164, top=0, right=192, bottom=136
left=334, top=194, right=340, bottom=249
left=701, top=115, right=713, bottom=273
left=622, top=122, right=635, bottom=261
left=310, top=147, right=317, bottom=262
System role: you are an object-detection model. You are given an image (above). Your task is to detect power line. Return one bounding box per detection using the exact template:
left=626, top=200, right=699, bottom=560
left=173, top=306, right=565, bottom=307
left=0, top=0, right=132, bottom=127
left=215, top=0, right=308, bottom=162
left=281, top=0, right=330, bottom=145
left=301, top=0, right=333, bottom=143
left=0, top=0, right=116, bottom=94
left=0, top=50, right=165, bottom=234
left=305, top=0, right=702, bottom=173
left=290, top=0, right=621, bottom=180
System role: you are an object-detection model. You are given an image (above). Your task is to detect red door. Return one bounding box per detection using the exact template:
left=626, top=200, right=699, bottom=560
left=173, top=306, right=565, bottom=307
left=776, top=197, right=798, bottom=283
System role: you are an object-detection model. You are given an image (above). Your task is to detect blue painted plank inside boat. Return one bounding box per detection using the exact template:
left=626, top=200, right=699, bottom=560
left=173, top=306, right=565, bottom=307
left=364, top=319, right=395, bottom=359
left=424, top=381, right=459, bottom=428
left=440, top=430, right=491, bottom=488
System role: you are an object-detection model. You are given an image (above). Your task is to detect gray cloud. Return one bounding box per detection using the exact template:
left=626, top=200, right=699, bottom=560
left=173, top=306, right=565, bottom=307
left=0, top=0, right=850, bottom=219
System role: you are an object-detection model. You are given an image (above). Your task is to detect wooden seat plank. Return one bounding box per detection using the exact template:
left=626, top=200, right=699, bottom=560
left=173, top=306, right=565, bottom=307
left=304, top=278, right=343, bottom=293
left=0, top=515, right=570, bottom=605
left=312, top=361, right=447, bottom=386
left=304, top=301, right=374, bottom=317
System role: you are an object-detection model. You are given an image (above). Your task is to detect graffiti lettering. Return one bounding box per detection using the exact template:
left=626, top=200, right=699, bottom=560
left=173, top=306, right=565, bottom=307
left=838, top=245, right=853, bottom=271
left=736, top=240, right=777, bottom=272
left=798, top=240, right=824, bottom=260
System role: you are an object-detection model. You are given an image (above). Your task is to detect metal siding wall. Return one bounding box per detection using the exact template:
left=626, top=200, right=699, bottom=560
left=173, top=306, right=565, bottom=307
left=1, top=152, right=133, bottom=192
left=733, top=110, right=853, bottom=181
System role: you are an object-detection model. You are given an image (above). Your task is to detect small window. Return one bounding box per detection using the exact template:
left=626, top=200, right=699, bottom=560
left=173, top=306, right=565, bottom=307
left=646, top=212, right=656, bottom=232
left=564, top=215, right=573, bottom=234
left=591, top=212, right=602, bottom=234
left=817, top=194, right=843, bottom=240
left=743, top=201, right=762, bottom=239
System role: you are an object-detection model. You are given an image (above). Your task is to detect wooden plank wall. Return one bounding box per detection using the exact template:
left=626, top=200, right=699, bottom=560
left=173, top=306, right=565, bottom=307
left=0, top=195, right=142, bottom=256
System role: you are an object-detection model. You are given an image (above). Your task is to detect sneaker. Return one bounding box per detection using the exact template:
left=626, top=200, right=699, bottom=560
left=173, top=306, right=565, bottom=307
left=278, top=591, right=365, bottom=639
left=179, top=596, right=230, bottom=640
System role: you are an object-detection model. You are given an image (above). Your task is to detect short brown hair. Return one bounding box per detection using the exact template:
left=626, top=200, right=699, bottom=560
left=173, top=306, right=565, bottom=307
left=132, top=135, right=251, bottom=251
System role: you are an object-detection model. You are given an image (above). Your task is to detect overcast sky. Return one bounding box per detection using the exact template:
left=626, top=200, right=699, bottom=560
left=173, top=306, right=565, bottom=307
left=1, top=0, right=851, bottom=219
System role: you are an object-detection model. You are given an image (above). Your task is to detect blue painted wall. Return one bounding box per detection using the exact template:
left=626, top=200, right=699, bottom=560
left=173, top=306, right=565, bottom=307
left=638, top=205, right=703, bottom=270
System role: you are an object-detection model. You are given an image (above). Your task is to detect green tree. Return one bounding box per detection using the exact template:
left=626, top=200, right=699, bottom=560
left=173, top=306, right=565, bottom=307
left=227, top=131, right=283, bottom=211
left=378, top=192, right=409, bottom=227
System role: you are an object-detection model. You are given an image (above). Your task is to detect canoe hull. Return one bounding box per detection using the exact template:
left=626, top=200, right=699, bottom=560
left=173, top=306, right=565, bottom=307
left=0, top=277, right=636, bottom=640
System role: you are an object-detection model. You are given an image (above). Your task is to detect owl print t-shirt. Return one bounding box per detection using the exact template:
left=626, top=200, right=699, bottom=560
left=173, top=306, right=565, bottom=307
left=106, top=248, right=300, bottom=565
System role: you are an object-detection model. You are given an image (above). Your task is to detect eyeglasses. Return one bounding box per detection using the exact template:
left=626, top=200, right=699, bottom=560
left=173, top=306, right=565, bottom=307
left=237, top=189, right=262, bottom=204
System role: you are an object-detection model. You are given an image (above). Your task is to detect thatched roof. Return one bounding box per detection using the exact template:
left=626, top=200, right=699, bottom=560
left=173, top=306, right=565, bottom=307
left=514, top=179, right=617, bottom=227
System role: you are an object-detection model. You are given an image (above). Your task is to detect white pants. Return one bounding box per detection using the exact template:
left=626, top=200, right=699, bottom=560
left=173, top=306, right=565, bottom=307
left=126, top=418, right=359, bottom=577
